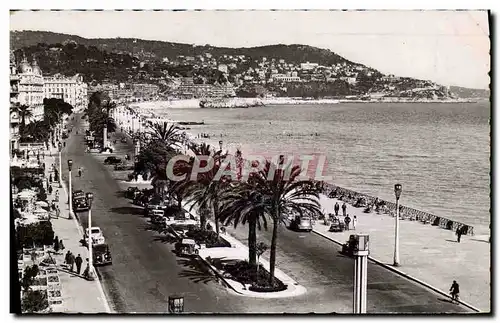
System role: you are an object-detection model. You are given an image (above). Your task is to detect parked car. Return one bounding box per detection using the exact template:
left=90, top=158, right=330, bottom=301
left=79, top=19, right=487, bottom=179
left=289, top=215, right=313, bottom=232
left=101, top=147, right=114, bottom=153
left=125, top=187, right=141, bottom=199
left=120, top=138, right=127, bottom=143
left=83, top=227, right=105, bottom=246
left=72, top=190, right=89, bottom=212
left=174, top=239, right=200, bottom=257
left=104, top=156, right=122, bottom=165
left=114, top=162, right=128, bottom=171
left=93, top=244, right=112, bottom=266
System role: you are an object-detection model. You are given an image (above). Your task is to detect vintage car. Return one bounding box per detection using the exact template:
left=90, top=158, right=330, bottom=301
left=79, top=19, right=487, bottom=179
left=174, top=239, right=200, bottom=257
left=125, top=187, right=141, bottom=200
left=114, top=162, right=128, bottom=171
left=329, top=218, right=346, bottom=232
left=289, top=215, right=313, bottom=232
left=341, top=235, right=359, bottom=257
left=93, top=243, right=112, bottom=266
left=72, top=190, right=89, bottom=212
left=120, top=137, right=127, bottom=143
left=104, top=157, right=121, bottom=165
left=84, top=227, right=106, bottom=246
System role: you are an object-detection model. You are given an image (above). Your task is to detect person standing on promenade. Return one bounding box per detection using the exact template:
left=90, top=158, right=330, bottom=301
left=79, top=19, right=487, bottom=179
left=450, top=280, right=460, bottom=303
left=456, top=227, right=463, bottom=243
left=342, top=202, right=347, bottom=217
left=65, top=251, right=71, bottom=266
left=75, top=254, right=83, bottom=275
left=345, top=214, right=351, bottom=230
left=334, top=202, right=340, bottom=217
left=353, top=215, right=357, bottom=230
left=68, top=253, right=75, bottom=272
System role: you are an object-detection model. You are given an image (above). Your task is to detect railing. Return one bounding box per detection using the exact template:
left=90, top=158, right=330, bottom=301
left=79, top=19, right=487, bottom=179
left=321, top=183, right=474, bottom=236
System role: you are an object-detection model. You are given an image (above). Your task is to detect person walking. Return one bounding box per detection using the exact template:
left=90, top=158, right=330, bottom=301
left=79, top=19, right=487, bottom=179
left=456, top=227, right=463, bottom=243
left=353, top=215, right=358, bottom=230
left=449, top=280, right=460, bottom=303
left=75, top=254, right=83, bottom=275
left=334, top=202, right=340, bottom=217
left=342, top=202, right=347, bottom=217
left=59, top=239, right=65, bottom=251
left=78, top=167, right=83, bottom=178
left=64, top=251, right=71, bottom=266
left=68, top=253, right=75, bottom=272
left=344, top=214, right=351, bottom=230
left=55, top=205, right=60, bottom=219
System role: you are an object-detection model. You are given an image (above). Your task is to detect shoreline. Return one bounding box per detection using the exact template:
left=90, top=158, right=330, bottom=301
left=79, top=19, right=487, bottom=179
left=126, top=97, right=477, bottom=110
left=114, top=102, right=479, bottom=234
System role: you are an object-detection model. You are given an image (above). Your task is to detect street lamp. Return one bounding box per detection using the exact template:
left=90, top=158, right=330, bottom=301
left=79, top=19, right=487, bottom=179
left=68, top=159, right=73, bottom=218
left=393, top=184, right=402, bottom=267
left=86, top=192, right=96, bottom=280
left=168, top=295, right=184, bottom=313
left=58, top=142, right=63, bottom=188
left=353, top=234, right=370, bottom=314
left=219, top=140, right=223, bottom=152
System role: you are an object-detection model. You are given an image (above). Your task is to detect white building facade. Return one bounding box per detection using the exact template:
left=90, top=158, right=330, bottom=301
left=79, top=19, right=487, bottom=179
left=43, top=74, right=88, bottom=110
left=17, top=55, right=44, bottom=122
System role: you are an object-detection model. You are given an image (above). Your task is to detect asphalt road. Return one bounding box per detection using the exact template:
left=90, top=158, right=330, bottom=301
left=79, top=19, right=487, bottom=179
left=61, top=114, right=469, bottom=314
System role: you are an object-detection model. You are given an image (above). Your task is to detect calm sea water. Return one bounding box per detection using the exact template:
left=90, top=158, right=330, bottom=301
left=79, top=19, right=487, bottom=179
left=156, top=102, right=491, bottom=233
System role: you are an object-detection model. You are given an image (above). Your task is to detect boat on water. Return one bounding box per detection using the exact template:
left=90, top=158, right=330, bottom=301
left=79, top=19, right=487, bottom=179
left=199, top=97, right=264, bottom=109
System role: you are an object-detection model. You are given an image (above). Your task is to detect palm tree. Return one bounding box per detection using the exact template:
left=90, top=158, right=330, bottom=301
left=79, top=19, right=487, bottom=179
left=102, top=100, right=117, bottom=148
left=248, top=160, right=323, bottom=285
left=16, top=105, right=33, bottom=136
left=148, top=121, right=182, bottom=148
left=183, top=143, right=228, bottom=234
left=218, top=183, right=268, bottom=266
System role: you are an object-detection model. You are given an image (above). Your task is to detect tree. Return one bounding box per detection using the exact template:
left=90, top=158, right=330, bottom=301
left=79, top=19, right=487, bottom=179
left=148, top=121, right=182, bottom=148
left=218, top=183, right=268, bottom=266
left=15, top=104, right=33, bottom=135
left=183, top=143, right=228, bottom=235
left=248, top=160, right=322, bottom=285
left=21, top=290, right=49, bottom=313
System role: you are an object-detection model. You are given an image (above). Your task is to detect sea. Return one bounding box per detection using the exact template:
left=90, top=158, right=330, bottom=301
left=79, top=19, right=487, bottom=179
left=151, top=102, right=491, bottom=234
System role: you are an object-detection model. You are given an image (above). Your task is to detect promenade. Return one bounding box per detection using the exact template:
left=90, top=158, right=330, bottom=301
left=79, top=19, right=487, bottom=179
left=45, top=147, right=110, bottom=313
left=318, top=195, right=490, bottom=312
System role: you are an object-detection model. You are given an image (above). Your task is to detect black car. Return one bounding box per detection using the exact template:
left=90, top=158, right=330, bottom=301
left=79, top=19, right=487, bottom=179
left=121, top=138, right=127, bottom=143
left=73, top=196, right=89, bottom=212
left=93, top=244, right=112, bottom=266
left=104, top=156, right=122, bottom=165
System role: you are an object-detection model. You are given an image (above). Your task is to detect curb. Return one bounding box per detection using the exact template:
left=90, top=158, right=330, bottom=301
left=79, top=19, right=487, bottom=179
left=56, top=137, right=113, bottom=314
left=312, top=229, right=482, bottom=313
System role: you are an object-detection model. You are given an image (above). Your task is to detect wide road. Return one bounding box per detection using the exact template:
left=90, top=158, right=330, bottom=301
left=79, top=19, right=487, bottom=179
left=61, top=114, right=469, bottom=313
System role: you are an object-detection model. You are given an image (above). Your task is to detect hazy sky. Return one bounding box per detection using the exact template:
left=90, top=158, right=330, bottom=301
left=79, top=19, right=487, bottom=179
left=10, top=10, right=490, bottom=89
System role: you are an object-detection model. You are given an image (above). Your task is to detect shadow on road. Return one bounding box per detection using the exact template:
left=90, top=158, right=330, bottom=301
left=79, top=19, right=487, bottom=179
left=110, top=206, right=145, bottom=216
left=445, top=239, right=458, bottom=243
left=152, top=234, right=178, bottom=244
left=437, top=297, right=454, bottom=304
left=177, top=258, right=220, bottom=285
left=471, top=238, right=489, bottom=244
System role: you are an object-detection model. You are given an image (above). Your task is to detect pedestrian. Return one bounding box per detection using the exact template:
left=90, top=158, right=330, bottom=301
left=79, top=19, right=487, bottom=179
left=49, top=173, right=53, bottom=183
left=55, top=205, right=60, bottom=218
left=345, top=214, right=351, bottom=230
left=59, top=239, right=65, bottom=251
left=83, top=263, right=90, bottom=280
left=449, top=280, right=460, bottom=303
left=342, top=202, right=347, bottom=217
left=353, top=215, right=357, bottom=230
left=334, top=202, right=340, bottom=217
left=75, top=254, right=83, bottom=274
left=78, top=167, right=82, bottom=177
left=68, top=253, right=75, bottom=272
left=456, top=227, right=462, bottom=243
left=65, top=251, right=71, bottom=265
left=48, top=185, right=53, bottom=195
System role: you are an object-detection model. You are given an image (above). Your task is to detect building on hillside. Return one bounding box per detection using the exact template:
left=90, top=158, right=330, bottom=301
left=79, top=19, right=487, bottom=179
left=271, top=74, right=301, bottom=83
left=175, top=78, right=235, bottom=98
left=218, top=64, right=228, bottom=74
left=16, top=54, right=44, bottom=123
left=43, top=73, right=88, bottom=110
left=10, top=52, right=21, bottom=151
left=300, top=62, right=319, bottom=71
left=131, top=83, right=159, bottom=98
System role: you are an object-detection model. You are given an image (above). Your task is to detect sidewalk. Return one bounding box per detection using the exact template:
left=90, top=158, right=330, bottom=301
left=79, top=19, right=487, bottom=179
left=317, top=194, right=490, bottom=312
left=46, top=150, right=111, bottom=313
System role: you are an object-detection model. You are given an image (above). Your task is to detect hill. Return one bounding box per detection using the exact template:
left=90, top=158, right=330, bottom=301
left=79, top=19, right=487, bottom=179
left=10, top=30, right=358, bottom=67
left=449, top=86, right=490, bottom=99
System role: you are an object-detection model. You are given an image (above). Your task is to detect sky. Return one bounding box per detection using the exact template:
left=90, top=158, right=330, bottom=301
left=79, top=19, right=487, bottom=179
left=9, top=10, right=491, bottom=89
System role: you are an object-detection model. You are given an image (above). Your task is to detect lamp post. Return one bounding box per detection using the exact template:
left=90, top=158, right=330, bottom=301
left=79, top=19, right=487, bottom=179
left=393, top=184, right=402, bottom=267
left=86, top=192, right=96, bottom=280
left=353, top=234, right=370, bottom=314
left=68, top=159, right=73, bottom=218
left=58, top=142, right=62, bottom=188
left=168, top=295, right=184, bottom=313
